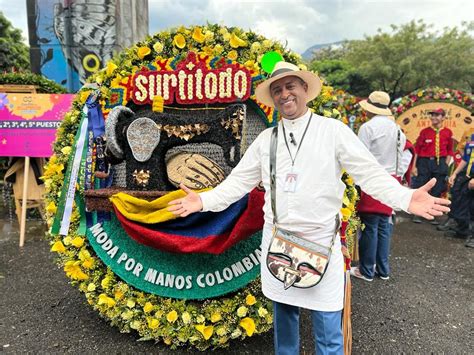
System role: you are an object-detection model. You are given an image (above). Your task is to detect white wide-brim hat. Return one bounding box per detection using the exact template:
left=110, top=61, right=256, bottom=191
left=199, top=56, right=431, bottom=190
left=255, top=61, right=322, bottom=108
left=359, top=91, right=392, bottom=116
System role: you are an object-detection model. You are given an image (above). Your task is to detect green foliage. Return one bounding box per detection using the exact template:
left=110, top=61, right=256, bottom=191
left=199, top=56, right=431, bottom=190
left=0, top=11, right=30, bottom=72
left=310, top=59, right=369, bottom=95
left=0, top=72, right=67, bottom=93
left=310, top=20, right=474, bottom=99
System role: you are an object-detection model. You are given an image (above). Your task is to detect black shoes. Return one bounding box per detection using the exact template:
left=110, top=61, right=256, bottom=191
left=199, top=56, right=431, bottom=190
left=465, top=236, right=474, bottom=248
left=436, top=218, right=457, bottom=231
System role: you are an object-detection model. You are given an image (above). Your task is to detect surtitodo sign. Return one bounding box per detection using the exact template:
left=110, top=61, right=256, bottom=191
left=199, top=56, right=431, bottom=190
left=131, top=52, right=252, bottom=105
left=396, top=102, right=472, bottom=144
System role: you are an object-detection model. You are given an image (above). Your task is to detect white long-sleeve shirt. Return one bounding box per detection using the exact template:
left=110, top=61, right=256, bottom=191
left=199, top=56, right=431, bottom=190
left=199, top=109, right=414, bottom=311
left=358, top=115, right=407, bottom=176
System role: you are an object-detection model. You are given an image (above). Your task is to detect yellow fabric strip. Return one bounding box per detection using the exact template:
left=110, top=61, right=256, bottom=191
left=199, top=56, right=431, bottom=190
left=109, top=188, right=211, bottom=224
left=435, top=128, right=440, bottom=164
left=467, top=150, right=474, bottom=177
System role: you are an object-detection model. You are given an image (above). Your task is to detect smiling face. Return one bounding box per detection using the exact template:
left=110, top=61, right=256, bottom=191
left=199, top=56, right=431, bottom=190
left=270, top=76, right=309, bottom=120
left=429, top=113, right=445, bottom=128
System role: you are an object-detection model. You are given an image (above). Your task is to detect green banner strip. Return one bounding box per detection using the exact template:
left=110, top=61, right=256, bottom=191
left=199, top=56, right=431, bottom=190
left=86, top=216, right=262, bottom=300
left=51, top=110, right=88, bottom=235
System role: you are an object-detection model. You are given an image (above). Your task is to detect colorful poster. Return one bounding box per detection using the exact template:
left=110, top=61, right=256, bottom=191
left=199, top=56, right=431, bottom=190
left=0, top=93, right=74, bottom=157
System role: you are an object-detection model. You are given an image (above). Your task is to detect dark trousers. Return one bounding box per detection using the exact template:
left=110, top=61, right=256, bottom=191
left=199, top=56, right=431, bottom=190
left=359, top=213, right=392, bottom=278
left=448, top=173, right=473, bottom=237
left=413, top=157, right=448, bottom=197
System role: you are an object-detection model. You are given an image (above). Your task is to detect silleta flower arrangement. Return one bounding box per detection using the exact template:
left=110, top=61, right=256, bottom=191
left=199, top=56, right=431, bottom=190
left=391, top=87, right=473, bottom=116
left=43, top=24, right=360, bottom=350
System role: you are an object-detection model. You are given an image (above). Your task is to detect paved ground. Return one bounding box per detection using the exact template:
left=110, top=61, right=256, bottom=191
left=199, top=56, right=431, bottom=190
left=0, top=213, right=472, bottom=354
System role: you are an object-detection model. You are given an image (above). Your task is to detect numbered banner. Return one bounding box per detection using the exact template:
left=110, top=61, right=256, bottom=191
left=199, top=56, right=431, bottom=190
left=0, top=93, right=74, bottom=157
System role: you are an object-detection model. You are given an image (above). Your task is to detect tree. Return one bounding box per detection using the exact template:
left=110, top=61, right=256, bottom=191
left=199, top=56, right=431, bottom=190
left=0, top=11, right=30, bottom=72
left=0, top=72, right=67, bottom=93
left=309, top=58, right=369, bottom=95
left=309, top=20, right=474, bottom=99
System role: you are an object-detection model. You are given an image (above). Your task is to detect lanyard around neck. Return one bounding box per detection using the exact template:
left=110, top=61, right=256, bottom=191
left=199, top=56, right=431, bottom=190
left=281, top=113, right=313, bottom=167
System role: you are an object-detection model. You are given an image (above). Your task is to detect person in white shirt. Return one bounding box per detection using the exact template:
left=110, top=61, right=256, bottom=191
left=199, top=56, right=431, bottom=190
left=168, top=62, right=450, bottom=355
left=351, top=91, right=406, bottom=282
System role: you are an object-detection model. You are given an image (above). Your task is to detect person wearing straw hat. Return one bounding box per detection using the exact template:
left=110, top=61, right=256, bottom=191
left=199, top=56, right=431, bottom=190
left=351, top=91, right=406, bottom=282
left=168, top=61, right=451, bottom=354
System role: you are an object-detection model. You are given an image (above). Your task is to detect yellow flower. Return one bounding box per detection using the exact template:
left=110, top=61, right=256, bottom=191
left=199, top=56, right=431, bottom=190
left=42, top=162, right=64, bottom=178
left=211, top=312, right=222, bottom=323
left=87, top=283, right=96, bottom=292
left=244, top=60, right=256, bottom=71
left=227, top=50, right=238, bottom=61
left=110, top=75, right=123, bottom=87
left=192, top=27, right=206, bottom=43
left=50, top=240, right=66, bottom=253
left=173, top=33, right=186, bottom=49
left=79, top=90, right=92, bottom=104
left=61, top=146, right=72, bottom=156
left=250, top=42, right=261, bottom=53
left=195, top=324, right=214, bottom=340
left=239, top=317, right=256, bottom=336
left=101, top=276, right=112, bottom=289
left=323, top=109, right=332, bottom=117
left=153, top=41, right=164, bottom=53
left=245, top=294, right=257, bottom=306
left=181, top=311, right=191, bottom=324
left=64, top=261, right=88, bottom=280
left=257, top=307, right=268, bottom=317
left=213, top=44, right=224, bottom=55
left=126, top=299, right=136, bottom=308
left=262, top=39, right=272, bottom=48
left=219, top=27, right=229, bottom=36
left=345, top=176, right=354, bottom=185
left=237, top=306, right=248, bottom=317
left=71, top=237, right=84, bottom=248
left=78, top=248, right=90, bottom=260
left=106, top=61, right=118, bottom=76
left=46, top=201, right=57, bottom=214
left=166, top=310, right=178, bottom=323
left=204, top=30, right=214, bottom=42
left=417, top=91, right=423, bottom=97
left=98, top=294, right=116, bottom=308
left=143, top=302, right=154, bottom=313
left=114, top=290, right=124, bottom=300
left=298, top=63, right=308, bottom=71
left=82, top=257, right=95, bottom=269
left=229, top=32, right=247, bottom=48
left=201, top=46, right=213, bottom=55
left=196, top=314, right=205, bottom=323
left=163, top=337, right=172, bottom=345
left=341, top=207, right=352, bottom=221
left=137, top=46, right=151, bottom=59
left=147, top=317, right=160, bottom=329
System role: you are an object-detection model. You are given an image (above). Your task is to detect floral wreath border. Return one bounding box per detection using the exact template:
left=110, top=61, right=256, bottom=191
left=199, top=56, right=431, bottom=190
left=43, top=24, right=360, bottom=350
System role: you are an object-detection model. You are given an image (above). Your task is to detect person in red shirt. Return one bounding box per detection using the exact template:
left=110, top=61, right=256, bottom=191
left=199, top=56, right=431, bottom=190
left=412, top=108, right=453, bottom=223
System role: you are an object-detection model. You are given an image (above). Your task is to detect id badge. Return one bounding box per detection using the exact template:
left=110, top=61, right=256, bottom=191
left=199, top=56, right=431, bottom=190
left=284, top=173, right=298, bottom=192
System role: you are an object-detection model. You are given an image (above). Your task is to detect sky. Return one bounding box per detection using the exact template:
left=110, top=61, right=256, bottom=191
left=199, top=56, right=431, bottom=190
left=1, top=0, right=473, bottom=53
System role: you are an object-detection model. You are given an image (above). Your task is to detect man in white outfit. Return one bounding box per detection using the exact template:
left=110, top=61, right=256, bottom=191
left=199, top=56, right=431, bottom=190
left=352, top=91, right=406, bottom=282
left=168, top=62, right=450, bottom=355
